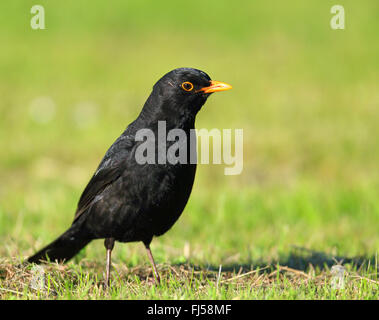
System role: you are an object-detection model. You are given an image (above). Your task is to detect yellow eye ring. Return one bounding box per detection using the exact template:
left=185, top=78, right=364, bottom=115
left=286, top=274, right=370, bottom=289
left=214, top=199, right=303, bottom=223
left=181, top=81, right=194, bottom=92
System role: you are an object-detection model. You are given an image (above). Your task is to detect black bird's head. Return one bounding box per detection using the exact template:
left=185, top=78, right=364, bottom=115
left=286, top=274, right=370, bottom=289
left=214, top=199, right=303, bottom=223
left=141, top=68, right=232, bottom=125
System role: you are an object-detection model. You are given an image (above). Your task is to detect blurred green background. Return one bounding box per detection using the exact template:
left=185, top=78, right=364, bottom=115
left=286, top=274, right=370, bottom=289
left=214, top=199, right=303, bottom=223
left=0, top=1, right=378, bottom=269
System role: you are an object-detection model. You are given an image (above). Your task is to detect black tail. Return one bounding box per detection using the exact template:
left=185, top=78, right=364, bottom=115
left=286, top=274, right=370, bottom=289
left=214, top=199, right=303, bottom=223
left=27, top=228, right=91, bottom=264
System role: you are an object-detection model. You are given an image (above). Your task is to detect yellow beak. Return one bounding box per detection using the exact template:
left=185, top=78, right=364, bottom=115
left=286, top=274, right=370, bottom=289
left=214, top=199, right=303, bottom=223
left=199, top=80, right=233, bottom=94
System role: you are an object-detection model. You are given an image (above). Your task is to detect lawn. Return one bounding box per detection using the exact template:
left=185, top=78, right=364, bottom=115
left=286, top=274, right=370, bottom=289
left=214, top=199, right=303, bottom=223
left=0, top=0, right=378, bottom=299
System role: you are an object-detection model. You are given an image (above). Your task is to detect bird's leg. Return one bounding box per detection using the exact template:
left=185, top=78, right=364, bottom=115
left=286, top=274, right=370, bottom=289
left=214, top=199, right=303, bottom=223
left=104, top=237, right=115, bottom=288
left=144, top=244, right=161, bottom=284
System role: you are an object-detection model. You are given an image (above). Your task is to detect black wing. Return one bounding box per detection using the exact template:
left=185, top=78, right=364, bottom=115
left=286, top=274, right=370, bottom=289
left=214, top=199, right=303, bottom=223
left=73, top=133, right=134, bottom=222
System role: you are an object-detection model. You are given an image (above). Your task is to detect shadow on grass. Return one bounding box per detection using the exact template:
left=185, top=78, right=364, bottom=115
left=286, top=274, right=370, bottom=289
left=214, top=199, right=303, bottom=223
left=173, top=246, right=378, bottom=275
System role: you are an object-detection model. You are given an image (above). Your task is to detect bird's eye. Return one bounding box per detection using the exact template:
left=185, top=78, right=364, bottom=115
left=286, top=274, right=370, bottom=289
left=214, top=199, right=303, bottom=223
left=181, top=82, right=194, bottom=92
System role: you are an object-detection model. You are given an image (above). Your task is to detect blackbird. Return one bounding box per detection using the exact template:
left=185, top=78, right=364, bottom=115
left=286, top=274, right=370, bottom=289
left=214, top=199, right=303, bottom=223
left=27, top=68, right=232, bottom=286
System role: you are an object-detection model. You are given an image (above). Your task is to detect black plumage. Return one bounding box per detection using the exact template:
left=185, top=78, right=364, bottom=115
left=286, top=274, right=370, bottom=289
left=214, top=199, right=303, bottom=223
left=27, top=68, right=232, bottom=285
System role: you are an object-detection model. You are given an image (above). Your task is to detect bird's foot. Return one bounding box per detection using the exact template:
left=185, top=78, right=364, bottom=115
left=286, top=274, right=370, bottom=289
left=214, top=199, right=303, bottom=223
left=100, top=279, right=111, bottom=291
left=146, top=274, right=161, bottom=286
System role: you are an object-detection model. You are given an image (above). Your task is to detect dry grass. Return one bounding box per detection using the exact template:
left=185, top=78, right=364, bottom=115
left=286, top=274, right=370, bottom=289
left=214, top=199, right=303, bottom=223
left=1, top=252, right=377, bottom=299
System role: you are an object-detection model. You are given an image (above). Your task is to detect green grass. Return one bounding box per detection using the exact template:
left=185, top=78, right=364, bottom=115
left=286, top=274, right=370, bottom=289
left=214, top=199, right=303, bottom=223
left=0, top=0, right=378, bottom=299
